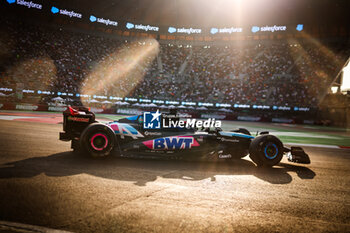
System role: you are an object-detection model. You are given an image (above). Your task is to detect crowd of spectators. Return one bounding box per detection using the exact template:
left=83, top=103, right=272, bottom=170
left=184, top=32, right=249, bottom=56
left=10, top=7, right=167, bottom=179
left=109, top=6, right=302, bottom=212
left=0, top=19, right=349, bottom=108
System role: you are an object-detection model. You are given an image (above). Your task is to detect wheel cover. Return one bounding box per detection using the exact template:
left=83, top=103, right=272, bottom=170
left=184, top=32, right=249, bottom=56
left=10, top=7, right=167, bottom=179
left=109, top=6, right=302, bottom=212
left=264, top=143, right=278, bottom=159
left=90, top=133, right=108, bottom=151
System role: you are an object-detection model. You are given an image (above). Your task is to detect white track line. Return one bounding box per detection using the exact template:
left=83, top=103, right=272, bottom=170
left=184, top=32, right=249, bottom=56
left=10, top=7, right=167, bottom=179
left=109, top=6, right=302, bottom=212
left=0, top=115, right=38, bottom=120
left=272, top=131, right=340, bottom=139
left=0, top=220, right=72, bottom=233
left=285, top=143, right=342, bottom=149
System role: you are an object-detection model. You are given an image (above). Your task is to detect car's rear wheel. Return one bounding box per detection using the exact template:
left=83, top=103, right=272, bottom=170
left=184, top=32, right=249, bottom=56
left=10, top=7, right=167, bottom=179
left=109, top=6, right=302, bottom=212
left=79, top=123, right=116, bottom=158
left=249, top=134, right=283, bottom=167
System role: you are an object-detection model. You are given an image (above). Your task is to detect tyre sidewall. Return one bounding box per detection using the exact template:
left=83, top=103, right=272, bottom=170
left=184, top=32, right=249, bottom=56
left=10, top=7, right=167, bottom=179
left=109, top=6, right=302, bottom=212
left=249, top=135, right=283, bottom=167
left=80, top=123, right=115, bottom=158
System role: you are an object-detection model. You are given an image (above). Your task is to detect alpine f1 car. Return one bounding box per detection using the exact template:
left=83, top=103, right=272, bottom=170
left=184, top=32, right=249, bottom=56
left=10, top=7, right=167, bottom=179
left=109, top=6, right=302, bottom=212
left=59, top=106, right=310, bottom=167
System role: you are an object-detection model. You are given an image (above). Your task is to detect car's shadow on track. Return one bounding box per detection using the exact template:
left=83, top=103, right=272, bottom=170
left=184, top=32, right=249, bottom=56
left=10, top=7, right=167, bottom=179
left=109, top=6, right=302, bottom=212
left=0, top=152, right=315, bottom=185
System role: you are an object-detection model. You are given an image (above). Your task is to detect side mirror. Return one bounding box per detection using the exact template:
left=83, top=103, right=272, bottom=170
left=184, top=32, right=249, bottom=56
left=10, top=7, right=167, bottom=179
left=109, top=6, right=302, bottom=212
left=259, top=131, right=269, bottom=135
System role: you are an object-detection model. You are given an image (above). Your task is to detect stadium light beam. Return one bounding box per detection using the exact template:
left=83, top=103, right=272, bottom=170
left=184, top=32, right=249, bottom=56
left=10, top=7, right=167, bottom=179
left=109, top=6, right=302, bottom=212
left=81, top=38, right=159, bottom=100
left=287, top=32, right=346, bottom=102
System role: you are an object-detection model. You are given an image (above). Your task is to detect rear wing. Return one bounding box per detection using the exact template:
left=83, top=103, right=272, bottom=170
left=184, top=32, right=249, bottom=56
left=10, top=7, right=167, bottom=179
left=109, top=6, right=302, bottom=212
left=59, top=106, right=96, bottom=141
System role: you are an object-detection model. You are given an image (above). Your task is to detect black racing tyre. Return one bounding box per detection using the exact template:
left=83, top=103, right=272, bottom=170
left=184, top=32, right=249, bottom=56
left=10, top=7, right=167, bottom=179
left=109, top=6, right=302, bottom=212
left=249, top=134, right=283, bottom=167
left=79, top=123, right=116, bottom=158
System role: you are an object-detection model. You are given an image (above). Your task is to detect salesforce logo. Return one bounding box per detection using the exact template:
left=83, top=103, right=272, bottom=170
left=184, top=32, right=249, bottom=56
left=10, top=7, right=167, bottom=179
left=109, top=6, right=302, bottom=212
left=8, top=0, right=42, bottom=9
left=50, top=7, right=81, bottom=18
left=168, top=27, right=176, bottom=33
left=168, top=26, right=201, bottom=34
left=89, top=15, right=97, bottom=22
left=296, top=24, right=303, bottom=31
left=89, top=15, right=118, bottom=26
left=126, top=22, right=134, bottom=29
left=51, top=6, right=59, bottom=14
left=211, top=27, right=242, bottom=34
left=210, top=28, right=218, bottom=34
left=251, top=26, right=260, bottom=33
left=261, top=25, right=287, bottom=32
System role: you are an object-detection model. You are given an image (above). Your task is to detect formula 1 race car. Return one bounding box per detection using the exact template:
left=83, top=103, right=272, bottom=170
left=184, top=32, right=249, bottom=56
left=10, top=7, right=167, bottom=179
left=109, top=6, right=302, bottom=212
left=59, top=106, right=310, bottom=167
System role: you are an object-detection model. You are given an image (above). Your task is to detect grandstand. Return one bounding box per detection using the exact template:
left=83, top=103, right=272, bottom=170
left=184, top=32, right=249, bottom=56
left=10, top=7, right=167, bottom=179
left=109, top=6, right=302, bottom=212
left=0, top=0, right=349, bottom=125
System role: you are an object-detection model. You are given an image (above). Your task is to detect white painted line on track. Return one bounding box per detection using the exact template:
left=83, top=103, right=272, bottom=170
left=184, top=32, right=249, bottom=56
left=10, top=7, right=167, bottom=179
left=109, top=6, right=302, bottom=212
left=285, top=143, right=343, bottom=149
left=0, top=220, right=72, bottom=233
left=0, top=116, right=38, bottom=120
left=272, top=131, right=340, bottom=139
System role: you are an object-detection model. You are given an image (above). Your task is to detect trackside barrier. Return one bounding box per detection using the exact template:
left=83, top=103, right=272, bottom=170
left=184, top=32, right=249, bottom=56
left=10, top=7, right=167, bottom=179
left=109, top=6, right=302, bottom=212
left=0, top=102, right=317, bottom=125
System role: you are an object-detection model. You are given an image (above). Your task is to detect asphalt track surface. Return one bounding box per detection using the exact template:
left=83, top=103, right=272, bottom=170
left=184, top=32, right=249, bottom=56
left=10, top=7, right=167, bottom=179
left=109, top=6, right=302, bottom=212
left=0, top=119, right=349, bottom=232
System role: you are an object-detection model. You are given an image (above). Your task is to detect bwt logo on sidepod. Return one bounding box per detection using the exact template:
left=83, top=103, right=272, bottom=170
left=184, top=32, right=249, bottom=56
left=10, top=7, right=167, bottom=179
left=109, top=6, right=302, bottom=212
left=89, top=15, right=97, bottom=22
left=126, top=22, right=134, bottom=29
left=251, top=26, right=260, bottom=33
left=143, top=110, right=161, bottom=129
left=168, top=27, right=176, bottom=33
left=51, top=6, right=59, bottom=14
left=143, top=136, right=200, bottom=150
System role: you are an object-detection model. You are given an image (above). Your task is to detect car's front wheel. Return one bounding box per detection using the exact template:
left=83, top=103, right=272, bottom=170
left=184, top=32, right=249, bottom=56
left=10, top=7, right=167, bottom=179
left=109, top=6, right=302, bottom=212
left=249, top=134, right=283, bottom=167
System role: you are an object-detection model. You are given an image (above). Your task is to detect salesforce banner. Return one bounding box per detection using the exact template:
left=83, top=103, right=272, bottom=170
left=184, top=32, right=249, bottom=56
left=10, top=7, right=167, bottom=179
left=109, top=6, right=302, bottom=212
left=89, top=15, right=118, bottom=27
left=168, top=26, right=202, bottom=35
left=210, top=27, right=243, bottom=34
left=251, top=25, right=287, bottom=33
left=51, top=6, right=82, bottom=18
left=126, top=22, right=159, bottom=32
left=6, top=0, right=42, bottom=10
left=5, top=0, right=306, bottom=36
